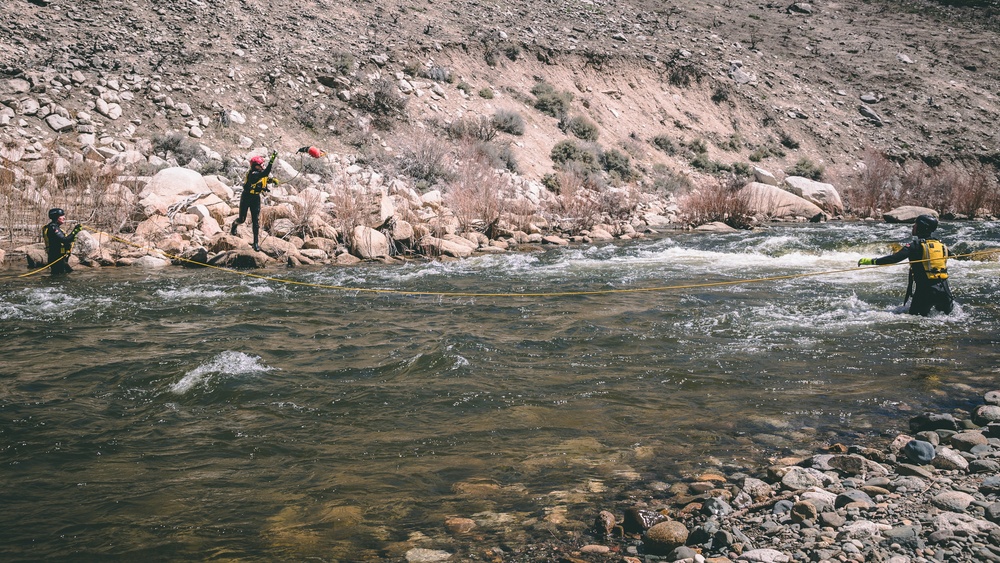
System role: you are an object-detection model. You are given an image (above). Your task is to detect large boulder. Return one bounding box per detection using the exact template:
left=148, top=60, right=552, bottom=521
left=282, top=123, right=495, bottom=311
left=138, top=167, right=211, bottom=218
left=753, top=166, right=779, bottom=186
left=134, top=215, right=173, bottom=243
left=418, top=235, right=473, bottom=258
left=741, top=182, right=824, bottom=221
left=884, top=206, right=937, bottom=223
left=783, top=176, right=844, bottom=214
left=203, top=174, right=236, bottom=201
left=351, top=225, right=390, bottom=259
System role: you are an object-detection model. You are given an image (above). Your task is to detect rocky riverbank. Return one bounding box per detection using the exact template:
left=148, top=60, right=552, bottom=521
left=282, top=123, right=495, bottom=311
left=527, top=390, right=1000, bottom=563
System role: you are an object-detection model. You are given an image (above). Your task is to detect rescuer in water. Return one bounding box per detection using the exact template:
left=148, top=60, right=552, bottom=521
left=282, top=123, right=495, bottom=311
left=857, top=214, right=954, bottom=316
left=42, top=208, right=82, bottom=275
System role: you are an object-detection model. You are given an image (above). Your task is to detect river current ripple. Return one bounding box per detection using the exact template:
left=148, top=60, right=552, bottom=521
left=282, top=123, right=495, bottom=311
left=2, top=222, right=999, bottom=560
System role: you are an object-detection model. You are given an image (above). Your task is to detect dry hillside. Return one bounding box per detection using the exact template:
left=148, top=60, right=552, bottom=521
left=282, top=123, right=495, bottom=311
left=2, top=0, right=999, bottom=198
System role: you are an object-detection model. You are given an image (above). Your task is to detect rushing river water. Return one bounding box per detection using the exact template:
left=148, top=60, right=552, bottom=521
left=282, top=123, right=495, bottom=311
left=2, top=221, right=999, bottom=561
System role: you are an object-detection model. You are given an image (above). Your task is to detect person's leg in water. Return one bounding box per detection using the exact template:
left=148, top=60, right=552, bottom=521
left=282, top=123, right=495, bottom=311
left=908, top=289, right=933, bottom=316
left=932, top=283, right=954, bottom=314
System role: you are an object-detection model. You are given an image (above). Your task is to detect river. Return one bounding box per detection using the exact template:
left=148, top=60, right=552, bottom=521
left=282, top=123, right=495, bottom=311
left=2, top=221, right=998, bottom=561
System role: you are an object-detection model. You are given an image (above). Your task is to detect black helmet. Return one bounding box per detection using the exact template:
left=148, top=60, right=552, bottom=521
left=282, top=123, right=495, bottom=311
left=914, top=214, right=938, bottom=236
left=48, top=208, right=65, bottom=221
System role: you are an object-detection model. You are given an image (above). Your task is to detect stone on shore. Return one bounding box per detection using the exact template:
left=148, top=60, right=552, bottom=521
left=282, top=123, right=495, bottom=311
left=643, top=520, right=688, bottom=554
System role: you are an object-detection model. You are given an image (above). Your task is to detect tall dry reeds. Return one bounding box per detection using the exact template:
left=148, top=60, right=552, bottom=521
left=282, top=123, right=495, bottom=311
left=58, top=160, right=134, bottom=234
left=0, top=166, right=36, bottom=248
left=843, top=149, right=902, bottom=217
left=950, top=165, right=999, bottom=217
left=1, top=158, right=134, bottom=251
left=327, top=173, right=377, bottom=240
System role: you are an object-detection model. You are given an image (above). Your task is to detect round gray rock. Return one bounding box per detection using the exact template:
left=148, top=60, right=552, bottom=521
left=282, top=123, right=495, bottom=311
left=903, top=440, right=936, bottom=464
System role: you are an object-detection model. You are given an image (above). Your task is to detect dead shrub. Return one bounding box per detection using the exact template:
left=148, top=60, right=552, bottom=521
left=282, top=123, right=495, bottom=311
left=544, top=170, right=603, bottom=235
left=394, top=132, right=454, bottom=188
left=492, top=109, right=525, bottom=136
left=598, top=184, right=643, bottom=231
left=327, top=175, right=378, bottom=242
left=350, top=78, right=408, bottom=130
left=843, top=149, right=902, bottom=217
left=446, top=115, right=498, bottom=142
left=679, top=175, right=754, bottom=229
left=443, top=145, right=511, bottom=234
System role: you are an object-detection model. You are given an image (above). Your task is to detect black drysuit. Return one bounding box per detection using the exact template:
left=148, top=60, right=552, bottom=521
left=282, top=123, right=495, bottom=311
left=872, top=237, right=954, bottom=316
left=42, top=222, right=78, bottom=274
left=234, top=159, right=274, bottom=247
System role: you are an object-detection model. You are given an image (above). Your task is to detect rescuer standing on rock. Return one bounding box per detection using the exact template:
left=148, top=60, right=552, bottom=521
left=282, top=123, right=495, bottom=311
left=231, top=150, right=276, bottom=251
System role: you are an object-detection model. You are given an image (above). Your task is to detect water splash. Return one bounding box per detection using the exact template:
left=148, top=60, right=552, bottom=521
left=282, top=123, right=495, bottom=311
left=169, top=350, right=276, bottom=394
left=155, top=286, right=227, bottom=301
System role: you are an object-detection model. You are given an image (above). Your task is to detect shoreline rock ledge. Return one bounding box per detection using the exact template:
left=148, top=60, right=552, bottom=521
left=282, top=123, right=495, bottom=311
left=584, top=390, right=1000, bottom=563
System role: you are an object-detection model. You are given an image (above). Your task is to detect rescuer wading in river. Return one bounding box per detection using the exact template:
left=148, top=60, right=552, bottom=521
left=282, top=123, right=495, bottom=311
left=857, top=214, right=955, bottom=316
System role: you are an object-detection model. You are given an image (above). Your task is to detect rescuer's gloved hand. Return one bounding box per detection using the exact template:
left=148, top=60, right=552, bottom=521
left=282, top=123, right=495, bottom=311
left=72, top=224, right=83, bottom=235
left=858, top=257, right=876, bottom=266
left=269, top=150, right=277, bottom=163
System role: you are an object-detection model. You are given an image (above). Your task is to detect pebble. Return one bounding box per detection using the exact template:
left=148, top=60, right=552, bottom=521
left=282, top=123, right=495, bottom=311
left=584, top=391, right=1000, bottom=563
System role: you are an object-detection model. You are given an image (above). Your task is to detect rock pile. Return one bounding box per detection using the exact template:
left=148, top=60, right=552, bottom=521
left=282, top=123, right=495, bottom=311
left=586, top=390, right=1000, bottom=563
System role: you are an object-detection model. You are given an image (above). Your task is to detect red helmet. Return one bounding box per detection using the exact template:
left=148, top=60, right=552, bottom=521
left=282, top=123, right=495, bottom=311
left=249, top=155, right=265, bottom=167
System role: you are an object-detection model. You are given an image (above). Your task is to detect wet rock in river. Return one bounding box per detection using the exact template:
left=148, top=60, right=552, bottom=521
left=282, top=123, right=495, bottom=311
left=593, top=510, right=616, bottom=537
left=591, top=390, right=1000, bottom=563
left=909, top=411, right=960, bottom=432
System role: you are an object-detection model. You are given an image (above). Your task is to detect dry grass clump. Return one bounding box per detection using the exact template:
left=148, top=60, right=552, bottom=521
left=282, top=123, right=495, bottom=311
left=679, top=175, right=754, bottom=229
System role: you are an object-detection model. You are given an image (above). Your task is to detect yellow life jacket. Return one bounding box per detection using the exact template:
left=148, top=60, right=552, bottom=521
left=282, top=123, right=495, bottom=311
left=42, top=224, right=70, bottom=257
left=917, top=239, right=948, bottom=280
left=248, top=175, right=269, bottom=195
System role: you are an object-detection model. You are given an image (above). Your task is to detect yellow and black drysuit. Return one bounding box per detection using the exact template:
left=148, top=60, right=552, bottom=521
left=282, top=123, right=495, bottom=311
left=42, top=221, right=80, bottom=275
left=231, top=155, right=275, bottom=250
left=871, top=237, right=954, bottom=316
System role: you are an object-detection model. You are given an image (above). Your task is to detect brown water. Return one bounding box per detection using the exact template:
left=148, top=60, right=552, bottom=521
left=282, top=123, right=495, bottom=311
left=2, top=222, right=998, bottom=560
